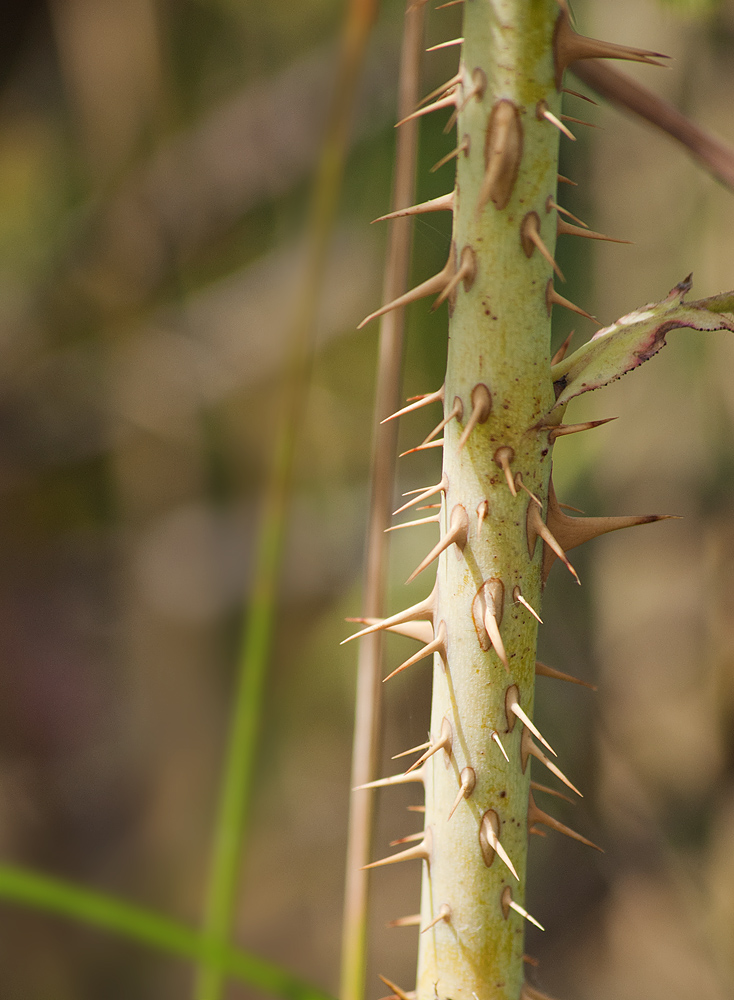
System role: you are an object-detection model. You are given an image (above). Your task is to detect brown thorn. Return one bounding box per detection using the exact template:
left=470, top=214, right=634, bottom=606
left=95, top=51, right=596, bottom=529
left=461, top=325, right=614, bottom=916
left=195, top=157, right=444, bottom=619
left=558, top=502, right=584, bottom=514
left=513, top=585, right=543, bottom=624
left=494, top=446, right=517, bottom=496
left=557, top=173, right=577, bottom=186
left=387, top=914, right=421, bottom=928
left=384, top=513, right=440, bottom=534
left=458, top=383, right=493, bottom=450
left=421, top=903, right=451, bottom=933
left=546, top=197, right=588, bottom=227
left=447, top=766, right=476, bottom=820
left=521, top=985, right=558, bottom=1000
left=522, top=956, right=540, bottom=968
left=553, top=6, right=669, bottom=89
left=393, top=473, right=448, bottom=515
left=546, top=280, right=597, bottom=324
left=362, top=827, right=432, bottom=869
left=479, top=810, right=519, bottom=880
left=557, top=217, right=631, bottom=243
left=346, top=618, right=433, bottom=644
left=536, top=659, right=597, bottom=690
left=548, top=417, right=617, bottom=441
left=392, top=741, right=430, bottom=760
left=341, top=584, right=436, bottom=644
left=506, top=684, right=556, bottom=756
left=526, top=498, right=580, bottom=585
left=399, top=439, right=444, bottom=458
left=433, top=245, right=476, bottom=309
left=431, top=136, right=470, bottom=173
left=426, top=37, right=463, bottom=52
left=484, top=591, right=509, bottom=673
left=405, top=716, right=454, bottom=774
left=501, top=886, right=546, bottom=931
left=562, top=86, right=597, bottom=105
left=354, top=767, right=425, bottom=791
left=515, top=473, right=542, bottom=508
left=359, top=256, right=455, bottom=329
left=384, top=621, right=447, bottom=684
left=378, top=975, right=415, bottom=1000
left=406, top=504, right=468, bottom=584
left=550, top=330, right=574, bottom=365
left=416, top=73, right=462, bottom=109
left=528, top=791, right=603, bottom=852
left=373, top=192, right=454, bottom=224
left=537, top=101, right=576, bottom=140
left=395, top=92, right=457, bottom=128
left=491, top=730, right=509, bottom=761
left=476, top=499, right=489, bottom=534
left=520, top=212, right=565, bottom=281
left=389, top=832, right=424, bottom=846
left=531, top=780, right=574, bottom=804
left=382, top=385, right=444, bottom=424
left=521, top=727, right=582, bottom=797
left=479, top=99, right=523, bottom=212
left=407, top=805, right=425, bottom=813
left=560, top=114, right=597, bottom=128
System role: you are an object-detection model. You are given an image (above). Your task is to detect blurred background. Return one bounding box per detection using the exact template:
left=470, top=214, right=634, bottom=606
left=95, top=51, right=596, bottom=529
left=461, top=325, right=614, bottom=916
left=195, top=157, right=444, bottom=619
left=0, top=0, right=732, bottom=997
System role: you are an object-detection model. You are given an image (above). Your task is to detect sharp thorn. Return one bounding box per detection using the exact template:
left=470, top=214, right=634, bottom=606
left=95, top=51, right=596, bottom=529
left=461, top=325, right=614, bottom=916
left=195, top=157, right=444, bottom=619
left=458, top=383, right=493, bottom=450
left=389, top=832, right=424, bottom=846
left=550, top=330, right=574, bottom=365
left=395, top=92, right=456, bottom=128
left=416, top=74, right=462, bottom=109
left=521, top=212, right=565, bottom=281
left=527, top=499, right=581, bottom=585
left=406, top=718, right=452, bottom=774
left=392, top=741, right=429, bottom=760
left=548, top=417, right=617, bottom=441
left=477, top=499, right=489, bottom=534
left=385, top=514, right=440, bottom=534
left=362, top=828, right=431, bottom=869
left=382, top=386, right=444, bottom=424
left=373, top=193, right=454, bottom=224
left=479, top=810, right=519, bottom=880
left=447, top=766, right=476, bottom=820
left=393, top=474, right=448, bottom=515
left=345, top=618, right=434, bottom=644
left=387, top=914, right=421, bottom=928
left=531, top=780, right=574, bottom=804
left=536, top=659, right=597, bottom=690
left=509, top=698, right=556, bottom=756
left=342, top=586, right=436, bottom=644
left=547, top=197, right=588, bottom=227
left=431, top=136, right=470, bottom=173
left=515, top=473, right=542, bottom=508
left=562, top=86, right=598, bottom=105
left=538, top=102, right=576, bottom=140
left=510, top=899, right=545, bottom=932
left=560, top=113, right=597, bottom=128
left=528, top=791, right=603, bottom=852
left=546, top=281, right=597, bottom=324
left=557, top=173, right=577, bottom=186
left=432, top=245, right=476, bottom=310
left=359, top=258, right=454, bottom=329
left=491, top=730, right=509, bottom=762
left=421, top=903, right=451, bottom=933
left=513, top=586, right=543, bottom=624
left=399, top=439, right=444, bottom=457
left=406, top=505, right=468, bottom=585
left=494, top=446, right=517, bottom=495
left=522, top=727, right=582, bottom=797
left=484, top=604, right=509, bottom=673
left=557, top=217, right=631, bottom=243
left=378, top=975, right=415, bottom=1000
left=354, top=768, right=425, bottom=791
left=426, top=37, right=463, bottom=52
left=384, top=622, right=447, bottom=683
left=421, top=399, right=462, bottom=446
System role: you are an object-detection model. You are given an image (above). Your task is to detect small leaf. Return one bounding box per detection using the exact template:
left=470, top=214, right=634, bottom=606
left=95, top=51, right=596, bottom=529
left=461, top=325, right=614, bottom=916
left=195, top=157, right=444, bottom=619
left=551, top=276, right=734, bottom=409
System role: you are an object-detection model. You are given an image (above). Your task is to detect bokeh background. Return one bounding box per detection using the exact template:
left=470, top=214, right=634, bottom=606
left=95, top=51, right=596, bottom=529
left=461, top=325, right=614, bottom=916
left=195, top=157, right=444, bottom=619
left=0, top=0, right=733, bottom=997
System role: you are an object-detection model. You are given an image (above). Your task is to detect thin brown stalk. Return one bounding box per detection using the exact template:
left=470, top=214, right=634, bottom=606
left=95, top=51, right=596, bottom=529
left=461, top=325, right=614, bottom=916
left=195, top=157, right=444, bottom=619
left=340, top=5, right=426, bottom=1000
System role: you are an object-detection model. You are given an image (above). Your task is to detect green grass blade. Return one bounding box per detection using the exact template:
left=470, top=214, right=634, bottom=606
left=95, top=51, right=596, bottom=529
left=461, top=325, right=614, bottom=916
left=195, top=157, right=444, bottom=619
left=0, top=865, right=334, bottom=1000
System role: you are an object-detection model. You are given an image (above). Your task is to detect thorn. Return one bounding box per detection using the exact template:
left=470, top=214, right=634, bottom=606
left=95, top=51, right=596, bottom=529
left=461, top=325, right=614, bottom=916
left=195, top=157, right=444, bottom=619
left=395, top=92, right=457, bottom=128
left=393, top=741, right=430, bottom=760
left=520, top=212, right=565, bottom=281
left=557, top=173, right=577, bottom=186
left=373, top=193, right=454, bottom=224
left=458, top=383, right=492, bottom=450
left=479, top=99, right=523, bottom=212
left=432, top=245, right=476, bottom=309
left=447, top=766, right=476, bottom=820
left=399, top=439, right=444, bottom=458
left=405, top=718, right=452, bottom=774
left=513, top=585, right=543, bottom=624
left=378, top=975, right=415, bottom=1000
left=521, top=985, right=559, bottom=1000
left=521, top=727, right=582, bottom=797
left=546, top=197, right=588, bottom=228
left=477, top=499, right=489, bottom=534
left=387, top=914, right=421, bottom=928
left=421, top=903, right=451, bottom=933
left=537, top=101, right=576, bottom=140
left=515, top=474, right=542, bottom=508
left=501, top=886, right=545, bottom=931
left=548, top=417, right=617, bottom=442
left=354, top=768, right=425, bottom=791
left=550, top=330, right=574, bottom=365
left=431, top=136, right=470, bottom=173
left=560, top=114, right=597, bottom=128
left=479, top=810, right=519, bottom=880
left=346, top=618, right=434, bottom=644
left=546, top=280, right=596, bottom=323
left=385, top=514, right=440, bottom=534
left=393, top=473, right=448, bottom=516
left=491, top=730, right=509, bottom=761
left=531, top=780, right=574, bottom=804
left=558, top=502, right=585, bottom=514
left=383, top=621, right=447, bottom=682
left=494, top=446, right=517, bottom=495
left=562, top=86, right=597, bottom=105
left=342, top=586, right=436, bottom=644
left=362, top=828, right=432, bottom=869
left=426, top=37, right=463, bottom=52
left=505, top=684, right=556, bottom=756
left=557, top=217, right=631, bottom=243
left=526, top=499, right=580, bottom=585
left=416, top=73, right=462, bottom=109
left=359, top=255, right=455, bottom=329
left=553, top=6, right=669, bottom=89
left=523, top=955, right=540, bottom=967
left=543, top=478, right=677, bottom=583
left=382, top=386, right=444, bottom=424
left=406, top=505, right=468, bottom=584
left=407, top=804, right=425, bottom=812
left=484, top=585, right=509, bottom=673
left=529, top=827, right=547, bottom=838
left=389, top=832, right=424, bottom=846
left=536, top=659, right=597, bottom=690
left=528, top=791, right=603, bottom=852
